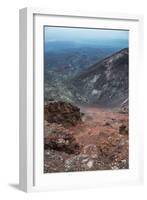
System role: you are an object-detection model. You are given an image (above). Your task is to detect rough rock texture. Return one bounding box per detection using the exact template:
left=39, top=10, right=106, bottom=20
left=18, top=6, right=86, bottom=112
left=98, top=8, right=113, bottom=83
left=119, top=98, right=129, bottom=113
left=44, top=106, right=129, bottom=173
left=44, top=48, right=129, bottom=108
left=44, top=130, right=80, bottom=154
left=44, top=101, right=82, bottom=126
left=73, top=48, right=128, bottom=107
left=119, top=123, right=128, bottom=135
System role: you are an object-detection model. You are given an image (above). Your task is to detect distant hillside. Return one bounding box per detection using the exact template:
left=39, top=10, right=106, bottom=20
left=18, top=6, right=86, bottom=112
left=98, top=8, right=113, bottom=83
left=44, top=41, right=123, bottom=80
left=72, top=48, right=129, bottom=107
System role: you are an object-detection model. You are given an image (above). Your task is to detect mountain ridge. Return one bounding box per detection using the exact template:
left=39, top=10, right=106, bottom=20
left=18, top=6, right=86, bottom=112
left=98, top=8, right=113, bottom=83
left=72, top=48, right=129, bottom=107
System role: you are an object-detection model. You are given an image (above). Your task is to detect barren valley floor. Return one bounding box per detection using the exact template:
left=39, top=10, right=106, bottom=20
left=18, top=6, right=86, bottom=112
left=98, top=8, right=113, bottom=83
left=44, top=104, right=128, bottom=173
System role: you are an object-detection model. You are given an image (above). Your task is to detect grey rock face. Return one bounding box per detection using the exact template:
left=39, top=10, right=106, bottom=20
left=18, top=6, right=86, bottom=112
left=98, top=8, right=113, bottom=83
left=73, top=48, right=129, bottom=107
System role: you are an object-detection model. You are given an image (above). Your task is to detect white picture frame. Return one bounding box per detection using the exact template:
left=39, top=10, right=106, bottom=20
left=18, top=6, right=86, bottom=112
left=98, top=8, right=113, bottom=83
left=19, top=7, right=144, bottom=192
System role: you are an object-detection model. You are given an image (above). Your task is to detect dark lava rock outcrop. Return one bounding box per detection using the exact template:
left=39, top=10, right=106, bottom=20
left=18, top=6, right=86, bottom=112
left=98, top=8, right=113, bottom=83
left=44, top=101, right=82, bottom=126
left=119, top=123, right=128, bottom=135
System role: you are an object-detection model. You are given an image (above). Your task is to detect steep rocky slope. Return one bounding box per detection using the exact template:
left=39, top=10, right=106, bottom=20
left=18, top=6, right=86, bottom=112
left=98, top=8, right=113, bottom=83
left=72, top=48, right=129, bottom=107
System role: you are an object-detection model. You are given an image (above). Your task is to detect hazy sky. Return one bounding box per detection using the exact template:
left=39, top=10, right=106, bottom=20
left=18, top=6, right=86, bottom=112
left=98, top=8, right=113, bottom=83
left=44, top=26, right=129, bottom=46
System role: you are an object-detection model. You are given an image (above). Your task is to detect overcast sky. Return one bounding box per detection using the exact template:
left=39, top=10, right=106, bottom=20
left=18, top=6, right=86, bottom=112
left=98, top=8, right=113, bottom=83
left=44, top=26, right=129, bottom=46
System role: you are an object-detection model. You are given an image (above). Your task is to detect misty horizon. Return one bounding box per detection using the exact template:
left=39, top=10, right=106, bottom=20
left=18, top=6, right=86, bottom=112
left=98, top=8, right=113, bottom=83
left=44, top=26, right=129, bottom=49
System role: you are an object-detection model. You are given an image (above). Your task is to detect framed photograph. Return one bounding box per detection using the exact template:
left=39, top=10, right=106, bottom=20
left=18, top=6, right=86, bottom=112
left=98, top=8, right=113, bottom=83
left=19, top=8, right=144, bottom=192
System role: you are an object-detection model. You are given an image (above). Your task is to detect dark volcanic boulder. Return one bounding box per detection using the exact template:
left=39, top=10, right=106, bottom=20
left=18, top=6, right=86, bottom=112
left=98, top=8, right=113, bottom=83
left=44, top=131, right=80, bottom=154
left=44, top=101, right=82, bottom=126
left=119, top=123, right=128, bottom=135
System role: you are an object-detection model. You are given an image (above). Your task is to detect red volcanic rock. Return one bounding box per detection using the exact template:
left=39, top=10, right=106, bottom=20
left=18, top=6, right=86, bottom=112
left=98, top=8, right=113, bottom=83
left=44, top=131, right=80, bottom=154
left=44, top=107, right=129, bottom=172
left=44, top=101, right=82, bottom=126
